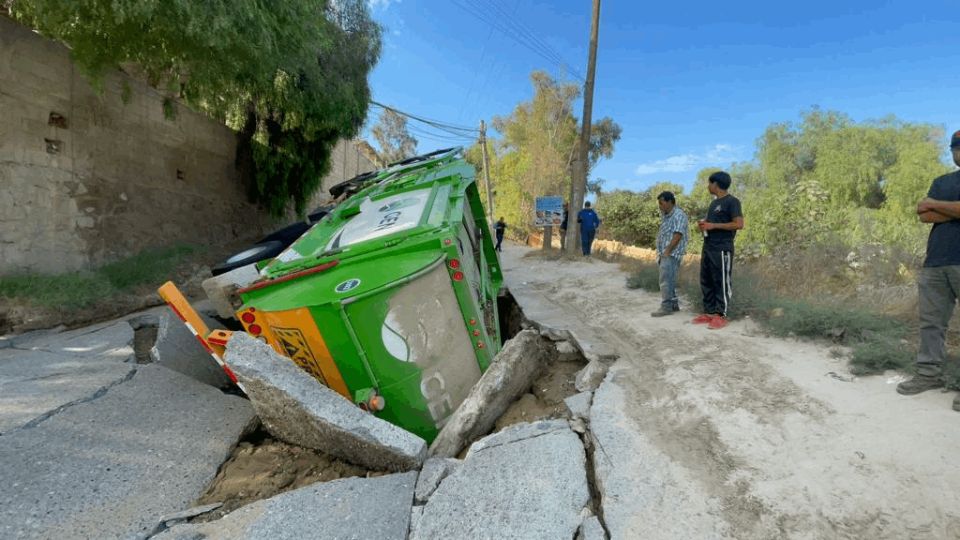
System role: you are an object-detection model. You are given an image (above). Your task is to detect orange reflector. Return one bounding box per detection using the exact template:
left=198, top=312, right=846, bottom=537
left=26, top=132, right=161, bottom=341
left=369, top=395, right=386, bottom=412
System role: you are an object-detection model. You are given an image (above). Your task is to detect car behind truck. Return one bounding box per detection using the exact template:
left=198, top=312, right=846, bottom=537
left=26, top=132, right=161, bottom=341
left=160, top=148, right=502, bottom=442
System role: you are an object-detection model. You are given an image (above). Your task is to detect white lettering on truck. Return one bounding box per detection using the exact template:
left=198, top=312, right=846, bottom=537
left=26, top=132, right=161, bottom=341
left=420, top=371, right=454, bottom=428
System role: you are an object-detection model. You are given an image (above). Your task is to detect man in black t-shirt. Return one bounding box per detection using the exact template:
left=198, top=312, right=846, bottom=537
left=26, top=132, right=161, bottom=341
left=897, top=130, right=960, bottom=411
left=692, top=171, right=744, bottom=330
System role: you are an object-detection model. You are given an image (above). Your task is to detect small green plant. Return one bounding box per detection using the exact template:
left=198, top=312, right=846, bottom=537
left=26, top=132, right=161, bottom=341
left=100, top=245, right=197, bottom=289
left=849, top=338, right=914, bottom=375
left=625, top=265, right=659, bottom=290
left=0, top=244, right=198, bottom=309
left=626, top=260, right=914, bottom=376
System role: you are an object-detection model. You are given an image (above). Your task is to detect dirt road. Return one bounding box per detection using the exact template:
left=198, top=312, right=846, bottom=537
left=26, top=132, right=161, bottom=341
left=501, top=245, right=960, bottom=539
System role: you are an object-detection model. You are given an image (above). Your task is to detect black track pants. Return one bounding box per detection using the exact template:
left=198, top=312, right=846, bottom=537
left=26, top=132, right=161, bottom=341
left=700, top=249, right=733, bottom=316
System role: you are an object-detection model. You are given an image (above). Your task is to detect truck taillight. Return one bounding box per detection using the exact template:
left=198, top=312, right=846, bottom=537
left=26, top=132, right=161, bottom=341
left=241, top=312, right=256, bottom=324
left=248, top=324, right=262, bottom=335
left=452, top=271, right=464, bottom=281
left=448, top=258, right=461, bottom=269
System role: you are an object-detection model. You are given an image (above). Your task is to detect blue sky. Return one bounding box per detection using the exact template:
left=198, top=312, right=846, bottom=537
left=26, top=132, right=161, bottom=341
left=362, top=0, right=960, bottom=193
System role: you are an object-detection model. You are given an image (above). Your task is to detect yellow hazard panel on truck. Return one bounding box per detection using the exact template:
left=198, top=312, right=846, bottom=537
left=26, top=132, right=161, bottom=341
left=260, top=308, right=350, bottom=398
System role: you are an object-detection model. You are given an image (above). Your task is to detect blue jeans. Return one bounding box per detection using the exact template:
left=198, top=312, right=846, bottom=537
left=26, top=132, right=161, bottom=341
left=659, top=256, right=680, bottom=311
left=580, top=228, right=596, bottom=255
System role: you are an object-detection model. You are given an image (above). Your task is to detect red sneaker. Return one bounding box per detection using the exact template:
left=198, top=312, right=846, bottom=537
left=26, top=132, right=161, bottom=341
left=707, top=316, right=728, bottom=330
left=692, top=314, right=714, bottom=325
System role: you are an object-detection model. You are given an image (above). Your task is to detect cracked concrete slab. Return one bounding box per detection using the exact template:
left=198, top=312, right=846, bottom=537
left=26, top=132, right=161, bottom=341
left=414, top=457, right=461, bottom=504
left=0, top=324, right=137, bottom=435
left=11, top=320, right=135, bottom=359
left=150, top=310, right=232, bottom=388
left=503, top=279, right=619, bottom=363
left=0, top=364, right=255, bottom=540
left=590, top=365, right=727, bottom=539
left=415, top=421, right=590, bottom=540
left=464, top=419, right=570, bottom=458
left=155, top=472, right=418, bottom=540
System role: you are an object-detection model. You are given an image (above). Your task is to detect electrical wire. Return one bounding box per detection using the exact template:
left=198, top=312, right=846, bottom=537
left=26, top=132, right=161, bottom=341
left=369, top=101, right=480, bottom=139
left=452, top=0, right=584, bottom=82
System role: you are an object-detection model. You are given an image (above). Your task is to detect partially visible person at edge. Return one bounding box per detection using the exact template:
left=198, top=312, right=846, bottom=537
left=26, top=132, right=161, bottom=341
left=896, top=129, right=960, bottom=412
left=577, top=201, right=601, bottom=256
left=560, top=202, right=569, bottom=250
left=494, top=217, right=507, bottom=252
left=651, top=191, right=689, bottom=317
left=692, top=171, right=744, bottom=330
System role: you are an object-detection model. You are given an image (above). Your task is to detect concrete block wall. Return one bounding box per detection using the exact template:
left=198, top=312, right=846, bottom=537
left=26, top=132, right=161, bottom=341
left=0, top=17, right=376, bottom=274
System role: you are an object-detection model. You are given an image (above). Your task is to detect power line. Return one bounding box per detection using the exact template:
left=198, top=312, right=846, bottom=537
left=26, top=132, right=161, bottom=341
left=452, top=0, right=584, bottom=82
left=483, top=0, right=580, bottom=77
left=369, top=101, right=479, bottom=137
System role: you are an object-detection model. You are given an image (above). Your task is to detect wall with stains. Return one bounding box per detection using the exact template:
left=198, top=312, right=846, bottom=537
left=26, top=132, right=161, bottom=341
left=0, top=17, right=375, bottom=274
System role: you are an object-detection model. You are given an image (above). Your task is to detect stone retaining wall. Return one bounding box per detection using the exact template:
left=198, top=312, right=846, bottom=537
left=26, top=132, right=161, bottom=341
left=0, top=16, right=375, bottom=274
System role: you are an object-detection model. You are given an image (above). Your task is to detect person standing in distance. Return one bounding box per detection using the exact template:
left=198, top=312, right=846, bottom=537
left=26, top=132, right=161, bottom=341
left=577, top=201, right=601, bottom=256
left=897, top=130, right=960, bottom=412
left=560, top=202, right=569, bottom=251
left=692, top=171, right=744, bottom=330
left=494, top=217, right=507, bottom=252
left=651, top=191, right=689, bottom=317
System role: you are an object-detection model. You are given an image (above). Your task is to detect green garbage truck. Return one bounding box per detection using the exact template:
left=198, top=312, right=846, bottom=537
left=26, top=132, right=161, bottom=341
left=205, top=148, right=502, bottom=442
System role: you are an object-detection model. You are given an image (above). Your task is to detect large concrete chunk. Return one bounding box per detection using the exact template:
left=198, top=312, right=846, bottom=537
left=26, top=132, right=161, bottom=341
left=150, top=310, right=233, bottom=389
left=564, top=391, right=593, bottom=420
left=0, top=364, right=255, bottom=540
left=225, top=332, right=427, bottom=471
left=555, top=339, right=584, bottom=362
left=414, top=457, right=461, bottom=504
left=429, top=329, right=550, bottom=457
left=155, top=472, right=418, bottom=540
left=415, top=422, right=590, bottom=539
left=575, top=358, right=609, bottom=392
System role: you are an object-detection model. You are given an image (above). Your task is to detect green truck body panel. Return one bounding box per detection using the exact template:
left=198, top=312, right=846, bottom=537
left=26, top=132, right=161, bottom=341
left=237, top=148, right=502, bottom=442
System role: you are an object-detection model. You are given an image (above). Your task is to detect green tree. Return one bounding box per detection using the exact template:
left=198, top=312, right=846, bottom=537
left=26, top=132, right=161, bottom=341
left=11, top=0, right=382, bottom=216
left=371, top=109, right=418, bottom=164
left=474, top=71, right=620, bottom=234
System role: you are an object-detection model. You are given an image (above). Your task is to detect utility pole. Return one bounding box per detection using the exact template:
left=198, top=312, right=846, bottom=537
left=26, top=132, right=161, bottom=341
left=479, top=120, right=494, bottom=223
left=565, top=0, right=601, bottom=253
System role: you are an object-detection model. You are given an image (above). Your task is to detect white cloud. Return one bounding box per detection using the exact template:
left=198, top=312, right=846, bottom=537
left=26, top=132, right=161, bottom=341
left=634, top=144, right=742, bottom=176
left=368, top=0, right=400, bottom=10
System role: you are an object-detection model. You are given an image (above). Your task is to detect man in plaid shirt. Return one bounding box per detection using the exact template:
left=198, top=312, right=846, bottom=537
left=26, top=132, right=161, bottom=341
left=651, top=191, right=689, bottom=317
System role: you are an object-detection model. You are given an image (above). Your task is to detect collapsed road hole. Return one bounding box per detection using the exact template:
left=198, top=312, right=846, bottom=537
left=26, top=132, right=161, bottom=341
left=493, top=335, right=589, bottom=432
left=192, top=426, right=384, bottom=522
left=497, top=288, right=524, bottom=345
left=130, top=320, right=158, bottom=364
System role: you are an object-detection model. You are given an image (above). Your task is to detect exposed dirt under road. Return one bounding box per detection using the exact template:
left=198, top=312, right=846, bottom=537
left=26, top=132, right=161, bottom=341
left=193, top=428, right=374, bottom=522
left=501, top=244, right=960, bottom=540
